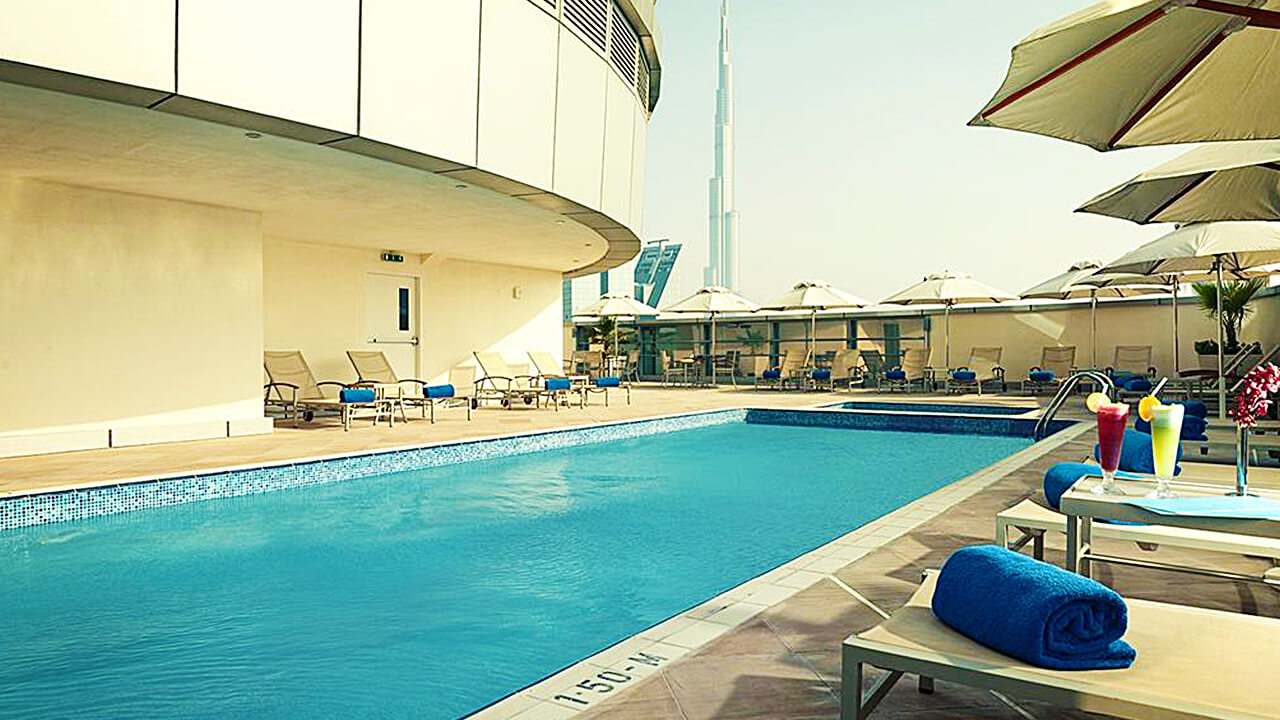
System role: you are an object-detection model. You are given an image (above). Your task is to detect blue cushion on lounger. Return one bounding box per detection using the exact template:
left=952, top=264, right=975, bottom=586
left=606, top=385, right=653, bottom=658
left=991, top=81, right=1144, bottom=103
left=1179, top=400, right=1208, bottom=418
left=952, top=370, right=977, bottom=382
left=545, top=378, right=571, bottom=391
left=1092, top=428, right=1181, bottom=476
left=932, top=545, right=1136, bottom=670
left=811, top=369, right=831, bottom=381
left=1122, top=376, right=1152, bottom=392
left=885, top=369, right=907, bottom=381
left=595, top=376, right=621, bottom=388
left=1043, top=463, right=1145, bottom=510
left=762, top=369, right=781, bottom=380
left=340, top=388, right=376, bottom=403
left=425, top=384, right=455, bottom=399
left=1029, top=370, right=1055, bottom=383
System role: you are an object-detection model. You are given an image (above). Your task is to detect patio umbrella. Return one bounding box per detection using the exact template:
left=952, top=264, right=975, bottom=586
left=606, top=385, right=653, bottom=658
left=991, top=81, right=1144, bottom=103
left=574, top=293, right=659, bottom=360
left=971, top=0, right=1280, bottom=150
left=664, top=286, right=760, bottom=385
left=1078, top=140, right=1280, bottom=224
left=1099, top=221, right=1280, bottom=416
left=1020, top=260, right=1165, bottom=370
left=881, top=272, right=1017, bottom=368
left=760, top=280, right=872, bottom=365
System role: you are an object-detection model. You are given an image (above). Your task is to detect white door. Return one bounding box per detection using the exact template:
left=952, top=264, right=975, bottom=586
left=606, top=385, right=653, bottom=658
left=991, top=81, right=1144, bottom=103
left=363, top=273, right=419, bottom=381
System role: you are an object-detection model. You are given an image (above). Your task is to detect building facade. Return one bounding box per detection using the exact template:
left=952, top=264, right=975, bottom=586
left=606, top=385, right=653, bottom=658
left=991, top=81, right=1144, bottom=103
left=0, top=0, right=662, bottom=456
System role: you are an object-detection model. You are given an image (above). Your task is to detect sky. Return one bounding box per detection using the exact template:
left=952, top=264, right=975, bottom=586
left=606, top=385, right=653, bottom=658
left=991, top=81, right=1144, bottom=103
left=635, top=0, right=1185, bottom=305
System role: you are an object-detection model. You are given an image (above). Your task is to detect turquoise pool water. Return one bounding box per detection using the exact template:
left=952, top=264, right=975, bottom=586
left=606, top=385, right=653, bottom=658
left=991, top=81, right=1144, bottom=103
left=0, top=422, right=1028, bottom=719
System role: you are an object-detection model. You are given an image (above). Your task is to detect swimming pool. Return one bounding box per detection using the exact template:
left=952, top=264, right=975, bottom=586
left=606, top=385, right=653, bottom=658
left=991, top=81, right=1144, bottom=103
left=835, top=400, right=1036, bottom=416
left=0, top=414, right=1031, bottom=719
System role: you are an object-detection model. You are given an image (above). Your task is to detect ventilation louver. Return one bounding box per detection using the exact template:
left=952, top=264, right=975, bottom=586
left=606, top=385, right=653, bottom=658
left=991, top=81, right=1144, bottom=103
left=564, top=0, right=608, bottom=52
left=609, top=3, right=639, bottom=85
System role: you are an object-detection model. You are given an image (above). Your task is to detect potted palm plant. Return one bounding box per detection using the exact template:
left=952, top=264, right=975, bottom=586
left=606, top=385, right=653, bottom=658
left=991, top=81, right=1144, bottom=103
left=1192, top=278, right=1265, bottom=367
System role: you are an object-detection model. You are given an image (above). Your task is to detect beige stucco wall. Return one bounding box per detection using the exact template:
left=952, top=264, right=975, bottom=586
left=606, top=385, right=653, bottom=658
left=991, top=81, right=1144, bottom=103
left=264, top=239, right=562, bottom=384
left=0, top=178, right=264, bottom=441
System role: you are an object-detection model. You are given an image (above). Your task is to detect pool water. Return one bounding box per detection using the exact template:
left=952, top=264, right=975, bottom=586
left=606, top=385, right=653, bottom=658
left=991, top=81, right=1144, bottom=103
left=0, top=423, right=1028, bottom=719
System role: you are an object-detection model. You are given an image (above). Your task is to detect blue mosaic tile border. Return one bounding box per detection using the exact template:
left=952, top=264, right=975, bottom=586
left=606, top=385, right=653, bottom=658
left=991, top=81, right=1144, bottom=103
left=745, top=408, right=1075, bottom=438
left=0, top=409, right=746, bottom=531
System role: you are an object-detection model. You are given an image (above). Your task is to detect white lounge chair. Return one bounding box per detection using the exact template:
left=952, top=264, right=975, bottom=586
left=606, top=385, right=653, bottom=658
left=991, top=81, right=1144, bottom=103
left=346, top=350, right=473, bottom=422
left=527, top=351, right=588, bottom=408
left=842, top=571, right=1280, bottom=719
left=945, top=346, right=1005, bottom=395
left=263, top=350, right=393, bottom=430
left=473, top=352, right=545, bottom=409
left=884, top=349, right=930, bottom=393
left=1025, top=346, right=1076, bottom=395
left=755, top=349, right=805, bottom=391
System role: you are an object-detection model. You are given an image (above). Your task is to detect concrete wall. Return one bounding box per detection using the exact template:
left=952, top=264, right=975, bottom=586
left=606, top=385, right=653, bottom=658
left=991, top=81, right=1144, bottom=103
left=264, top=239, right=562, bottom=385
left=0, top=179, right=267, bottom=456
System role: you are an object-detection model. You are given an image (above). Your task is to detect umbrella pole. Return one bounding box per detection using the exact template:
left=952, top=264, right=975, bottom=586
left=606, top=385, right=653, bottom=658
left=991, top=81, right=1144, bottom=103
left=1090, top=292, right=1098, bottom=370
left=810, top=310, right=817, bottom=367
left=711, top=313, right=717, bottom=387
left=1170, top=278, right=1180, bottom=376
left=1216, top=259, right=1226, bottom=420
left=944, top=304, right=951, bottom=369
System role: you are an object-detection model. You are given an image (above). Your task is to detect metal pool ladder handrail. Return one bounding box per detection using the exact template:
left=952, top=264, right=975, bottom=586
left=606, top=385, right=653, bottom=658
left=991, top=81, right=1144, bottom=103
left=1034, top=371, right=1115, bottom=440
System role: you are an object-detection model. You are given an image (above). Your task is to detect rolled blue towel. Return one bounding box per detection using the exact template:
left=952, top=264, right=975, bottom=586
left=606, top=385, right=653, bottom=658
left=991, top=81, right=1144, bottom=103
left=595, top=376, right=621, bottom=388
left=545, top=378, right=572, bottom=391
left=951, top=369, right=977, bottom=382
left=810, top=369, right=831, bottom=381
left=762, top=369, right=782, bottom=380
left=1029, top=370, right=1055, bottom=383
left=1122, top=377, right=1152, bottom=393
left=425, top=384, right=455, bottom=399
left=884, top=369, right=906, bottom=381
left=1043, top=463, right=1144, bottom=510
left=1093, top=428, right=1180, bottom=475
left=1180, top=400, right=1208, bottom=418
left=932, top=545, right=1136, bottom=670
left=340, top=388, right=376, bottom=403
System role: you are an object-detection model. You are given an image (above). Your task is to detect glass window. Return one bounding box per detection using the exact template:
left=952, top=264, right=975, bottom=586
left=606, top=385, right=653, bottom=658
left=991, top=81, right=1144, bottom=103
left=398, top=288, right=410, bottom=332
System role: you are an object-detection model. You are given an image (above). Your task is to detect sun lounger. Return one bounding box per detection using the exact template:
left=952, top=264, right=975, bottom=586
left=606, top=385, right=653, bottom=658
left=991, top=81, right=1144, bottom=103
left=347, top=350, right=473, bottom=422
left=828, top=348, right=863, bottom=390
left=1108, top=345, right=1156, bottom=398
left=1025, top=346, right=1075, bottom=394
left=945, top=346, right=1004, bottom=395
left=842, top=570, right=1280, bottom=720
left=263, top=350, right=392, bottom=430
left=884, top=348, right=930, bottom=393
left=756, top=349, right=805, bottom=391
left=473, top=352, right=545, bottom=409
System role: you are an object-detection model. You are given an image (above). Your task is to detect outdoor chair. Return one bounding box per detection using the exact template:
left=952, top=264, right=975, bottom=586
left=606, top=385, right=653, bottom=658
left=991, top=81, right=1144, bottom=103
left=945, top=346, right=1005, bottom=395
left=472, top=352, right=545, bottom=409
left=859, top=349, right=886, bottom=388
left=884, top=348, right=930, bottom=393
left=264, top=350, right=393, bottom=430
left=1025, top=346, right=1076, bottom=395
left=756, top=349, right=805, bottom=391
left=662, top=350, right=697, bottom=386
left=829, top=348, right=864, bottom=390
left=1109, top=345, right=1157, bottom=396
left=347, top=350, right=473, bottom=422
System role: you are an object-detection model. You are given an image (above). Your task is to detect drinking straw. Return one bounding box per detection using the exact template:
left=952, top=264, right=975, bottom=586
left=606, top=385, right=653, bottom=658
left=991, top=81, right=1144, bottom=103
left=1152, top=377, right=1168, bottom=398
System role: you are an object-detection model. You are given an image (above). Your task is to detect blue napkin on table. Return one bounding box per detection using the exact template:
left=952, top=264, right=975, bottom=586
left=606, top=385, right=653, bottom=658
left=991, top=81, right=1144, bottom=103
left=1126, top=496, right=1280, bottom=520
left=932, top=545, right=1136, bottom=670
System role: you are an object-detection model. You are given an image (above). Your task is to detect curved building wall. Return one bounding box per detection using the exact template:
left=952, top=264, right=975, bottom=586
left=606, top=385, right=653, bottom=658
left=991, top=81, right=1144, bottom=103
left=0, top=0, right=659, bottom=274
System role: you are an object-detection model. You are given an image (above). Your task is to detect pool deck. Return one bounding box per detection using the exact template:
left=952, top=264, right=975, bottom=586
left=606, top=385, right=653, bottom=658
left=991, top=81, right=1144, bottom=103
left=0, top=387, right=1036, bottom=498
left=563, top=422, right=1280, bottom=720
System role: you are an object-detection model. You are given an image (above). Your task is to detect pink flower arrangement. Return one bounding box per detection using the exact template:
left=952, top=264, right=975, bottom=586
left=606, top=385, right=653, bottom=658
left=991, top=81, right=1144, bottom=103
left=1231, top=363, right=1280, bottom=428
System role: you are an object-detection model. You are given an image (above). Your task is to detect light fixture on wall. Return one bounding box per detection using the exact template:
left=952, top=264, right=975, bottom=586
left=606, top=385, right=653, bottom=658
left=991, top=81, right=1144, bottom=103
left=454, top=184, right=468, bottom=190
left=512, top=285, right=524, bottom=300
left=554, top=219, right=567, bottom=225
left=244, top=132, right=262, bottom=139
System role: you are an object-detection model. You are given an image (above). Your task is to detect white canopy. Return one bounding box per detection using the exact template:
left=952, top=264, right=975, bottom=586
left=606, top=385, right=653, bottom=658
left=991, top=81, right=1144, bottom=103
left=1098, top=222, right=1280, bottom=276
left=761, top=280, right=871, bottom=311
left=1020, top=260, right=1165, bottom=300
left=574, top=293, right=658, bottom=318
left=1079, top=140, right=1280, bottom=224
left=882, top=271, right=1017, bottom=306
left=971, top=0, right=1280, bottom=150
left=664, top=286, right=760, bottom=314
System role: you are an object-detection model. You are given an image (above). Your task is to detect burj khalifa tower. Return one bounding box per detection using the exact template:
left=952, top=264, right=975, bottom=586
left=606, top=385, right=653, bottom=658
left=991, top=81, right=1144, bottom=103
left=703, top=0, right=739, bottom=291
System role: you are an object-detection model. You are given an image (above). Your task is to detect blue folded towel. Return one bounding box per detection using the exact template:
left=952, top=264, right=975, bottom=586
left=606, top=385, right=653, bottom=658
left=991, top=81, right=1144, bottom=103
left=1179, top=400, right=1208, bottom=418
left=1109, top=370, right=1151, bottom=393
left=762, top=369, right=781, bottom=380
left=595, top=376, right=621, bottom=388
left=1134, top=414, right=1208, bottom=442
left=932, top=545, right=1136, bottom=670
left=340, top=388, right=376, bottom=403
left=951, top=369, right=977, bottom=382
left=1043, top=463, right=1144, bottom=510
left=425, top=384, right=455, bottom=399
left=1029, top=370, right=1055, bottom=383
left=545, top=378, right=572, bottom=391
left=1093, top=428, right=1181, bottom=475
left=884, top=369, right=906, bottom=381
left=810, top=369, right=831, bottom=381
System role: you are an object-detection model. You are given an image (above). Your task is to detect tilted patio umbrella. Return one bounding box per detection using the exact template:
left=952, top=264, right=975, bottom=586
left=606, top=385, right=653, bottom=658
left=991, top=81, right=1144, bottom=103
left=971, top=0, right=1280, bottom=150
left=573, top=293, right=659, bottom=360
left=760, top=280, right=872, bottom=365
left=1078, top=140, right=1280, bottom=224
left=881, top=272, right=1017, bottom=368
left=1098, top=222, right=1280, bottom=416
left=1020, top=260, right=1165, bottom=370
left=664, top=286, right=760, bottom=385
